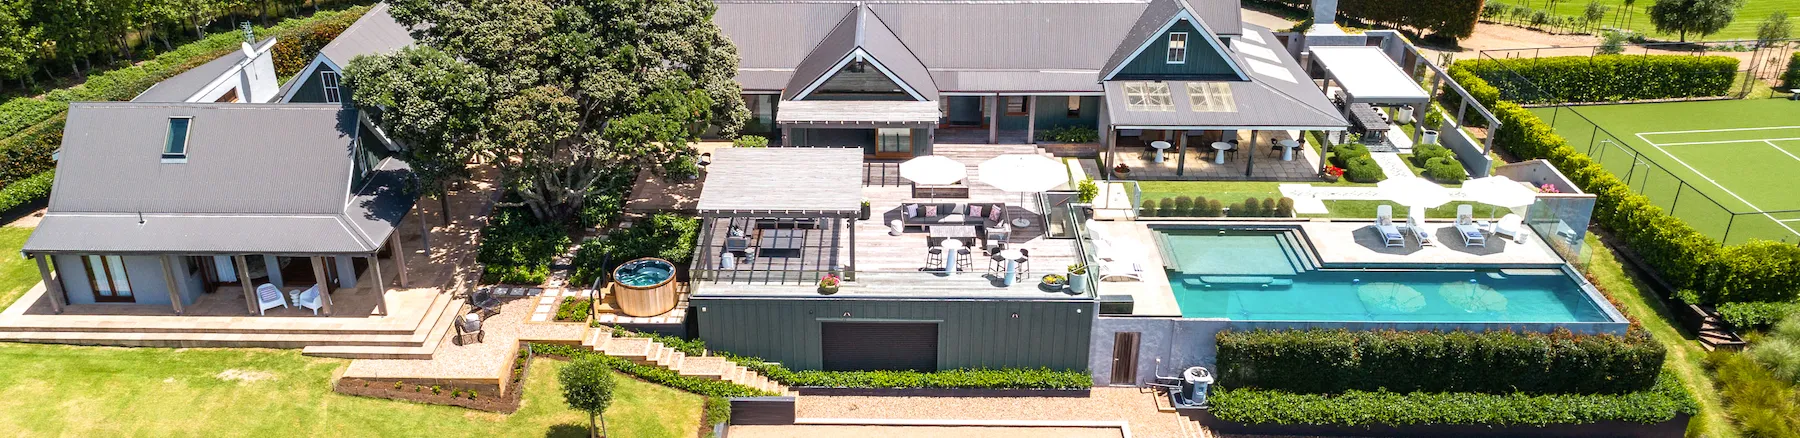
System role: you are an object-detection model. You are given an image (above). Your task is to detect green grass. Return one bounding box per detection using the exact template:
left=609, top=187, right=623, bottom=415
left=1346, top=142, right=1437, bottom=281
left=1484, top=0, right=1798, bottom=41
left=0, top=345, right=704, bottom=437
left=1578, top=233, right=1738, bottom=438
left=0, top=227, right=36, bottom=309
left=1529, top=99, right=1800, bottom=245
left=1136, top=181, right=1500, bottom=219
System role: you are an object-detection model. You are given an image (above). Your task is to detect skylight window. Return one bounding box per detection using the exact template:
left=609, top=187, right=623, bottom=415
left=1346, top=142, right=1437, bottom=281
left=1187, top=82, right=1237, bottom=112
left=1123, top=82, right=1173, bottom=112
left=163, top=117, right=191, bottom=162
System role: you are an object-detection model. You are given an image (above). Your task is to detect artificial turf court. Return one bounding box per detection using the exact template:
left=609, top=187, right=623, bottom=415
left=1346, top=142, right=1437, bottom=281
left=1530, top=99, right=1800, bottom=245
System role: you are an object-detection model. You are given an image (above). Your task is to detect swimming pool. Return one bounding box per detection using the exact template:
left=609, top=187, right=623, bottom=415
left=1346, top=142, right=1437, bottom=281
left=1155, top=228, right=1614, bottom=323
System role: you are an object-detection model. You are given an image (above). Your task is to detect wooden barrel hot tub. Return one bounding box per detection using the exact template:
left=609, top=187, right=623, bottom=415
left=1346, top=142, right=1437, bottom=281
left=612, top=257, right=677, bottom=317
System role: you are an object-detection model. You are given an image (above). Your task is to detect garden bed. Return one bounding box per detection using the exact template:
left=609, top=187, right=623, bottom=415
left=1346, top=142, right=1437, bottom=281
left=332, top=342, right=535, bottom=413
left=792, top=387, right=1091, bottom=397
left=1192, top=410, right=1690, bottom=438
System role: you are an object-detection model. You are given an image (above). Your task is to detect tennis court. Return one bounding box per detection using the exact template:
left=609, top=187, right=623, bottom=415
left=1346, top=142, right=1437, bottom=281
left=1530, top=99, right=1800, bottom=245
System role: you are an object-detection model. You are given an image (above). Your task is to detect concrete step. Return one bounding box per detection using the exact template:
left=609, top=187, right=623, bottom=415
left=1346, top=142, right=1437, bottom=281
left=1, top=297, right=462, bottom=353
left=0, top=291, right=455, bottom=336
left=602, top=337, right=653, bottom=360
left=301, top=298, right=464, bottom=359
left=680, top=356, right=729, bottom=378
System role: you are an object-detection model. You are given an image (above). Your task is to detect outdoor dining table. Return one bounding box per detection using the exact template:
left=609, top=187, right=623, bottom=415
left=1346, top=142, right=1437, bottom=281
left=1211, top=142, right=1234, bottom=164
left=1150, top=141, right=1172, bottom=163
left=1279, top=139, right=1301, bottom=161
left=998, top=249, right=1025, bottom=286
left=940, top=239, right=964, bottom=275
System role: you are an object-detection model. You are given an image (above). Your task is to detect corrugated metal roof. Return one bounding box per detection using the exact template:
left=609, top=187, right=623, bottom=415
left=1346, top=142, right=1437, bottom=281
left=716, top=2, right=858, bottom=70
left=930, top=70, right=1105, bottom=93
left=1102, top=25, right=1344, bottom=129
left=320, top=3, right=416, bottom=67
left=697, top=148, right=864, bottom=214
left=132, top=40, right=267, bottom=102
left=782, top=6, right=863, bottom=99
left=780, top=6, right=939, bottom=100
left=777, top=100, right=941, bottom=124
left=24, top=213, right=381, bottom=254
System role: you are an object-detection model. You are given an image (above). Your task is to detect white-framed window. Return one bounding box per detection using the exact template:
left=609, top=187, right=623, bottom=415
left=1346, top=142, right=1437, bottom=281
left=1005, top=96, right=1027, bottom=115
left=1123, top=82, right=1174, bottom=112
left=1166, top=32, right=1188, bottom=64
left=321, top=71, right=342, bottom=103
left=1066, top=96, right=1081, bottom=117
left=1187, top=82, right=1237, bottom=112
left=163, top=116, right=192, bottom=161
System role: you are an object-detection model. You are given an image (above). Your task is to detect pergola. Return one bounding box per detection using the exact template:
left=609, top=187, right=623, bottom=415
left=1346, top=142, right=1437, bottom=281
left=692, top=148, right=864, bottom=284
left=1309, top=45, right=1432, bottom=110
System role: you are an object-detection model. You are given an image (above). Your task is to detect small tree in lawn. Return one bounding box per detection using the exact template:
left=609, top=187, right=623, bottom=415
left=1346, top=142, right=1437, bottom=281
left=560, top=356, right=616, bottom=438
left=1648, top=0, right=1745, bottom=42
left=1756, top=12, right=1792, bottom=48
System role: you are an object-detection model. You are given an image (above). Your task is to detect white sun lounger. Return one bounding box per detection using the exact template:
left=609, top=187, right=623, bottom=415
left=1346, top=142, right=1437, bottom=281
left=1406, top=206, right=1434, bottom=247
left=1495, top=214, right=1524, bottom=242
left=1455, top=205, right=1487, bottom=247
left=1375, top=205, right=1405, bottom=248
left=1095, top=260, right=1145, bottom=282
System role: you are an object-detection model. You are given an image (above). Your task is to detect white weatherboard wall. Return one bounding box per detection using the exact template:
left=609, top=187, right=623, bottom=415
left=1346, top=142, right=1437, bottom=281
left=192, top=40, right=281, bottom=103
left=51, top=255, right=204, bottom=306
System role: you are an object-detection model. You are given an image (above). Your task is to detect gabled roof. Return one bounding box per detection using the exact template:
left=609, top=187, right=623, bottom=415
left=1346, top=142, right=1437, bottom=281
left=133, top=39, right=275, bottom=103
left=1103, top=25, right=1345, bottom=130
left=1099, top=0, right=1246, bottom=81
left=23, top=102, right=413, bottom=255
left=782, top=6, right=937, bottom=101
left=320, top=3, right=416, bottom=68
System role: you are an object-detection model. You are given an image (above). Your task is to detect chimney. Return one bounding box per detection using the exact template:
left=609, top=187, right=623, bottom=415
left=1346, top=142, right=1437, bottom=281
left=1313, top=0, right=1337, bottom=26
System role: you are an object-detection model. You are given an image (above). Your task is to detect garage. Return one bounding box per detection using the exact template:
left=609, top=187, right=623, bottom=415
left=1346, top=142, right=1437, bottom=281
left=820, top=322, right=938, bottom=371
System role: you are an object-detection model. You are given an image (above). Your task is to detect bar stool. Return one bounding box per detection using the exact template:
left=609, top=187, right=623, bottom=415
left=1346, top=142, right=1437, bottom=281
left=926, top=246, right=945, bottom=267
left=1016, top=249, right=1032, bottom=278
left=956, top=248, right=973, bottom=271
left=988, top=253, right=1008, bottom=277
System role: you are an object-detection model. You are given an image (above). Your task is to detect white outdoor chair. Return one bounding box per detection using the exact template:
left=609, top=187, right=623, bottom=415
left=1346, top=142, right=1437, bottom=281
left=254, top=283, right=288, bottom=315
left=1495, top=214, right=1524, bottom=242
left=1455, top=205, right=1487, bottom=247
left=293, top=284, right=324, bottom=316
left=1406, top=206, right=1434, bottom=247
left=1095, top=260, right=1144, bottom=282
left=1375, top=205, right=1405, bottom=248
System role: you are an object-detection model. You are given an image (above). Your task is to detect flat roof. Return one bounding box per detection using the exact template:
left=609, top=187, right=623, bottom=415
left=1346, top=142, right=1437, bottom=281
left=696, top=148, right=864, bottom=215
left=775, top=100, right=941, bottom=125
left=1309, top=45, right=1430, bottom=104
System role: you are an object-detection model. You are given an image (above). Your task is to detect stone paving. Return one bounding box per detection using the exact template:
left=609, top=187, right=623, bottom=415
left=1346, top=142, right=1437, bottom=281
left=793, top=387, right=1205, bottom=438
left=340, top=291, right=586, bottom=390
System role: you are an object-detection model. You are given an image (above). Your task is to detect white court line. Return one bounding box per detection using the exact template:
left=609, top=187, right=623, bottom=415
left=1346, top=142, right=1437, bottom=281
left=1768, top=140, right=1800, bottom=163
left=1638, top=125, right=1800, bottom=136
left=1657, top=137, right=1800, bottom=146
left=1636, top=133, right=1800, bottom=239
left=1780, top=218, right=1800, bottom=223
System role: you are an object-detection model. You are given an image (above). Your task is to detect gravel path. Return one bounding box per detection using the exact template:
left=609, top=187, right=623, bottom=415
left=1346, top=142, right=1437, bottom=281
left=795, top=387, right=1203, bottom=438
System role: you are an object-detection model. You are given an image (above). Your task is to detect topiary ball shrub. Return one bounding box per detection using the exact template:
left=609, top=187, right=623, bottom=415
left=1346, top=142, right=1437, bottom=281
left=1190, top=196, right=1210, bottom=217
left=1331, top=143, right=1372, bottom=168
left=1158, top=198, right=1176, bottom=217
left=1343, top=155, right=1386, bottom=183
left=1206, top=199, right=1224, bottom=217
left=1276, top=197, right=1296, bottom=217
left=1237, top=197, right=1262, bottom=217
left=1261, top=198, right=1277, bottom=216
left=1140, top=199, right=1158, bottom=217
left=1174, top=196, right=1195, bottom=215
left=1410, top=144, right=1454, bottom=167
left=1424, top=156, right=1468, bottom=183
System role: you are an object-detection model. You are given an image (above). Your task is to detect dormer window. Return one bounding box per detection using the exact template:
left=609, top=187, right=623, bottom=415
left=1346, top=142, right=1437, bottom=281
left=1166, top=32, right=1188, bottom=64
left=321, top=71, right=342, bottom=103
left=163, top=117, right=191, bottom=162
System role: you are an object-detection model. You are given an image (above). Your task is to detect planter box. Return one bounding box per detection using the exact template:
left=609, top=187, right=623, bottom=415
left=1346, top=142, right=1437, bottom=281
left=794, top=387, right=1091, bottom=398
left=1193, top=410, right=1690, bottom=438
left=729, top=396, right=796, bottom=425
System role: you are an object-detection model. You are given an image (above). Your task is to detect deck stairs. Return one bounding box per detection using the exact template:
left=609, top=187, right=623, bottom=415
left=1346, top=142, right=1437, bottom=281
left=0, top=292, right=463, bottom=355
left=1696, top=306, right=1748, bottom=352
left=580, top=325, right=794, bottom=395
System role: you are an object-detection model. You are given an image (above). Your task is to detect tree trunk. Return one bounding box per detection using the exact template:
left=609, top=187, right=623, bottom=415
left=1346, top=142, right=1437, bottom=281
left=600, top=417, right=608, bottom=438
left=588, top=414, right=598, bottom=438
left=439, top=183, right=452, bottom=226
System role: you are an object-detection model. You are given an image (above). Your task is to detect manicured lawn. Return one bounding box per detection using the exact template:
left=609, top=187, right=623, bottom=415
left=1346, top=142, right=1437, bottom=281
left=1484, top=0, right=1797, bottom=41
left=1578, top=233, right=1738, bottom=438
left=0, top=227, right=36, bottom=309
left=1135, top=181, right=1499, bottom=219
left=0, top=344, right=703, bottom=437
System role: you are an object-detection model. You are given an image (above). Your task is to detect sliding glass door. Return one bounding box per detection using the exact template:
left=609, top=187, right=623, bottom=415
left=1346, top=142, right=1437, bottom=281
left=84, top=255, right=134, bottom=303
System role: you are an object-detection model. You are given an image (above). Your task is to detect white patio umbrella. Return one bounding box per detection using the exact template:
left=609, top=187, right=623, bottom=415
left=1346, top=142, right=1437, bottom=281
left=1462, top=176, right=1538, bottom=218
left=979, top=154, right=1068, bottom=227
left=1377, top=177, right=1453, bottom=209
left=899, top=155, right=967, bottom=185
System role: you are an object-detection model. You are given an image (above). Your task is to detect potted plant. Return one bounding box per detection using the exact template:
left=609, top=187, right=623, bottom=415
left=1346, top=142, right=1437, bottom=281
left=1040, top=274, right=1067, bottom=291
left=858, top=199, right=872, bottom=220
left=817, top=274, right=841, bottom=295
left=1322, top=165, right=1345, bottom=182
left=1076, top=178, right=1099, bottom=203
left=1421, top=111, right=1445, bottom=145
left=1066, top=264, right=1090, bottom=295
left=1396, top=105, right=1415, bottom=124
left=1112, top=163, right=1131, bottom=178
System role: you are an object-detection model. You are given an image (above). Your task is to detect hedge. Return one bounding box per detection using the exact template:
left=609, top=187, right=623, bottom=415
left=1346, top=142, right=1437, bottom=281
left=528, top=343, right=775, bottom=398
left=477, top=207, right=570, bottom=284
left=1784, top=52, right=1800, bottom=90
left=569, top=212, right=699, bottom=287
left=0, top=115, right=62, bottom=190
left=1208, top=370, right=1697, bottom=427
left=1216, top=329, right=1664, bottom=395
left=607, top=328, right=1092, bottom=390
left=1257, top=0, right=1482, bottom=38
left=1449, top=66, right=1800, bottom=305
left=1455, top=55, right=1739, bottom=104
left=0, top=171, right=53, bottom=213
left=1717, top=301, right=1800, bottom=331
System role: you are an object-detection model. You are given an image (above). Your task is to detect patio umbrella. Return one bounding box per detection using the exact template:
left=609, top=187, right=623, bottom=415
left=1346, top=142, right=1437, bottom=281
left=1357, top=282, right=1427, bottom=314
left=1377, top=177, right=1453, bottom=209
left=899, top=155, right=967, bottom=185
left=979, top=154, right=1068, bottom=227
left=1461, top=176, right=1538, bottom=218
left=1440, top=281, right=1508, bottom=313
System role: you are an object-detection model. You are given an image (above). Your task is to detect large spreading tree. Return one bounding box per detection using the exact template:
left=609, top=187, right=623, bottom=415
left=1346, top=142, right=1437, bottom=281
left=1647, top=0, right=1745, bottom=42
left=351, top=0, right=747, bottom=223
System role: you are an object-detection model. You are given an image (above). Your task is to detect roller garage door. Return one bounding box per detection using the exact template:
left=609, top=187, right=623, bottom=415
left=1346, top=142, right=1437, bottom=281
left=820, top=322, right=938, bottom=371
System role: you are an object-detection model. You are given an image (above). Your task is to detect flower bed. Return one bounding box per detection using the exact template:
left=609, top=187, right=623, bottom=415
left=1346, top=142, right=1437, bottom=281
left=332, top=342, right=533, bottom=413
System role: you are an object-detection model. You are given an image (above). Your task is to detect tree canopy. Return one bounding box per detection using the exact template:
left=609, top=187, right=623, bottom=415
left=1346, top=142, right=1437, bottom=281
left=558, top=356, right=617, bottom=438
left=352, top=0, right=746, bottom=222
left=1758, top=12, right=1792, bottom=47
left=1648, top=0, right=1746, bottom=42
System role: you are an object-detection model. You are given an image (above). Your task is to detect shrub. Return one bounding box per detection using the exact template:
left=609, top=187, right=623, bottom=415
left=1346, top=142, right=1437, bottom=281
left=1157, top=198, right=1176, bottom=217
left=732, top=135, right=769, bottom=147
left=576, top=167, right=636, bottom=228
left=1215, top=329, right=1666, bottom=395
left=1747, top=315, right=1800, bottom=384
left=532, top=343, right=774, bottom=397
left=1043, top=125, right=1099, bottom=143
left=1075, top=178, right=1098, bottom=203
left=1236, top=197, right=1261, bottom=217
left=1704, top=241, right=1800, bottom=304
left=477, top=207, right=571, bottom=285
left=271, top=17, right=355, bottom=78
left=704, top=396, right=732, bottom=426
left=569, top=213, right=700, bottom=286
left=1708, top=351, right=1800, bottom=437
left=1173, top=196, right=1194, bottom=214
left=1260, top=198, right=1276, bottom=215
left=0, top=115, right=64, bottom=190
left=1139, top=199, right=1158, bottom=217
left=1330, top=143, right=1372, bottom=168
left=1409, top=144, right=1454, bottom=167
left=1206, top=199, right=1223, bottom=217
left=1718, top=301, right=1800, bottom=331
left=1276, top=198, right=1296, bottom=217
left=0, top=171, right=53, bottom=213
left=1255, top=0, right=1482, bottom=38
left=1190, top=196, right=1210, bottom=217
left=555, top=298, right=593, bottom=323
left=1208, top=370, right=1696, bottom=427
left=1342, top=155, right=1386, bottom=183
left=1456, top=55, right=1739, bottom=104
left=1423, top=156, right=1468, bottom=183
left=1784, top=52, right=1800, bottom=89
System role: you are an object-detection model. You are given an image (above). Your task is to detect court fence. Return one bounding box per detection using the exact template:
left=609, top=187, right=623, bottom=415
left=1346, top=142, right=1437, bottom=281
left=1469, top=48, right=1800, bottom=245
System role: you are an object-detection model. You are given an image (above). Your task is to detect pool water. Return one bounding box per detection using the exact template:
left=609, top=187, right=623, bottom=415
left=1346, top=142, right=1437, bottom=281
left=614, top=259, right=674, bottom=287
left=1156, top=229, right=1612, bottom=323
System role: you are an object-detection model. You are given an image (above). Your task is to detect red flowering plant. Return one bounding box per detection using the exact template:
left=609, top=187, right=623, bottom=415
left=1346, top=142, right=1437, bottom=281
left=1324, top=166, right=1346, bottom=177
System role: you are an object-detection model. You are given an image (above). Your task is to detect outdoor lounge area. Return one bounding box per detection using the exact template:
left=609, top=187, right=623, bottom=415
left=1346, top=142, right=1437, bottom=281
left=1109, top=129, right=1323, bottom=181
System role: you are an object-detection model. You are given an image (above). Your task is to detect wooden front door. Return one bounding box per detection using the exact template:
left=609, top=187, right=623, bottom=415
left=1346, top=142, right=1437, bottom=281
left=1110, top=332, right=1140, bottom=385
left=83, top=255, right=136, bottom=303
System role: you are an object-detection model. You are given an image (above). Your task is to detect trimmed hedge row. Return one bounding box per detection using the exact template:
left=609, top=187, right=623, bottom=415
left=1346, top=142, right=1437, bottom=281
left=0, top=171, right=53, bottom=213
left=1216, top=329, right=1664, bottom=395
left=529, top=343, right=775, bottom=397
left=1208, top=370, right=1698, bottom=427
left=1450, top=65, right=1800, bottom=305
left=609, top=328, right=1092, bottom=390
left=1331, top=143, right=1387, bottom=182
left=1455, top=56, right=1739, bottom=104
left=0, top=115, right=61, bottom=190
left=1717, top=301, right=1800, bottom=331
left=1140, top=196, right=1294, bottom=218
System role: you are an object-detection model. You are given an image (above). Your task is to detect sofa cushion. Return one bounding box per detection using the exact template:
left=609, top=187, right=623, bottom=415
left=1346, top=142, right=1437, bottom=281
left=905, top=204, right=919, bottom=218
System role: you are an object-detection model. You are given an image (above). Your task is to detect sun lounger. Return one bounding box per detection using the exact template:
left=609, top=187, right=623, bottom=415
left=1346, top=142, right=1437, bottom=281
left=1494, top=214, right=1523, bottom=242
left=1406, top=211, right=1434, bottom=247
left=1095, top=260, right=1145, bottom=282
left=1375, top=205, right=1405, bottom=248
left=1455, top=205, right=1487, bottom=247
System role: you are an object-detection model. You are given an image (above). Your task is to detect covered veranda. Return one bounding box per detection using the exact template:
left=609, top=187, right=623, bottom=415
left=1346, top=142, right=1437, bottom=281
left=691, top=148, right=864, bottom=285
left=776, top=100, right=938, bottom=158
left=1307, top=45, right=1432, bottom=148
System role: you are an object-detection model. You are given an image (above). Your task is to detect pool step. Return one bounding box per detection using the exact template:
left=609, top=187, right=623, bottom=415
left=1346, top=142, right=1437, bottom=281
left=1274, top=230, right=1320, bottom=273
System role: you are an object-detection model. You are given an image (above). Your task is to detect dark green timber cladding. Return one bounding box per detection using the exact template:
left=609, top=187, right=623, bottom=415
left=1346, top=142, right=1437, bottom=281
left=1115, top=19, right=1238, bottom=78
left=286, top=63, right=354, bottom=106
left=694, top=298, right=1094, bottom=371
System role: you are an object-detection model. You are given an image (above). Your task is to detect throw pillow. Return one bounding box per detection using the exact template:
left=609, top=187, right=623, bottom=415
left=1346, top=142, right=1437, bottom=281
left=925, top=205, right=939, bottom=217
left=969, top=205, right=983, bottom=217
left=988, top=206, right=1003, bottom=222
left=906, top=204, right=918, bottom=218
